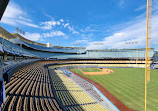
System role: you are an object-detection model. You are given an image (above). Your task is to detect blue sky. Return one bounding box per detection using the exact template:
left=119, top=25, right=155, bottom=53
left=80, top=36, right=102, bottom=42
left=0, top=0, right=158, bottom=50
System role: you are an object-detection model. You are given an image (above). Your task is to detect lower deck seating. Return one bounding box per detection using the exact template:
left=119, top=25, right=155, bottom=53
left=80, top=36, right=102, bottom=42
left=2, top=62, right=62, bottom=111
left=61, top=69, right=103, bottom=102
left=49, top=69, right=108, bottom=111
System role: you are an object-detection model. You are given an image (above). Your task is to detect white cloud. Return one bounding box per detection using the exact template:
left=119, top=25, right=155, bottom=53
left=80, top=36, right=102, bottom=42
left=76, top=39, right=88, bottom=43
left=16, top=20, right=39, bottom=28
left=81, top=26, right=96, bottom=33
left=74, top=36, right=92, bottom=46
left=2, top=2, right=24, bottom=19
left=1, top=2, right=38, bottom=28
left=72, top=39, right=88, bottom=46
left=135, top=5, right=146, bottom=11
left=135, top=0, right=158, bottom=12
left=86, top=10, right=158, bottom=50
left=24, top=32, right=42, bottom=41
left=68, top=26, right=79, bottom=34
left=18, top=16, right=32, bottom=22
left=63, top=23, right=69, bottom=27
left=44, top=13, right=54, bottom=20
left=56, top=21, right=61, bottom=25
left=60, top=19, right=64, bottom=22
left=1, top=2, right=23, bottom=25
left=40, top=20, right=61, bottom=30
left=62, top=23, right=79, bottom=34
left=43, top=30, right=66, bottom=37
left=40, top=19, right=79, bottom=35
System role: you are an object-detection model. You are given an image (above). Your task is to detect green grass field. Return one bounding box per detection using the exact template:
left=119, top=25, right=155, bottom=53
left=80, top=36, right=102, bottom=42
left=71, top=68, right=158, bottom=111
left=82, top=68, right=101, bottom=72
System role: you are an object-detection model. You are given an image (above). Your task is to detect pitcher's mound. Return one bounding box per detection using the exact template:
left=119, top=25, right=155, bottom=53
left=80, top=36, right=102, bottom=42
left=81, top=68, right=113, bottom=75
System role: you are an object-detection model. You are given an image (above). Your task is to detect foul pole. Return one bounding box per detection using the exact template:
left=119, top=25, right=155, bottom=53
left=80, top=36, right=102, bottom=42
left=145, top=0, right=152, bottom=111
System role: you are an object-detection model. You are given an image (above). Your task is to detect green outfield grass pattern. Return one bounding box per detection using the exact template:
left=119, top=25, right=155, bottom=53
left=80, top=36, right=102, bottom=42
left=82, top=68, right=102, bottom=72
left=71, top=68, right=158, bottom=111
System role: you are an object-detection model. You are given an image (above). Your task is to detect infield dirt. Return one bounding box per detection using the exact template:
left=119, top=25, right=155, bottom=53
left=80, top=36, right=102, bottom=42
left=81, top=68, right=113, bottom=75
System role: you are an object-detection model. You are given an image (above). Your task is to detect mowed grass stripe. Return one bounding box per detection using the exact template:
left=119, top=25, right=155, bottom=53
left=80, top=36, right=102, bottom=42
left=71, top=68, right=158, bottom=111
left=88, top=74, right=146, bottom=109
left=71, top=69, right=146, bottom=109
left=73, top=68, right=145, bottom=92
left=96, top=69, right=157, bottom=110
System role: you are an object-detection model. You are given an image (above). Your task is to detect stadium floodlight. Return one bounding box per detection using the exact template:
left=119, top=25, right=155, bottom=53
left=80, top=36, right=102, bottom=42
left=0, top=0, right=10, bottom=20
left=93, top=42, right=103, bottom=46
left=125, top=41, right=138, bottom=45
left=16, top=27, right=25, bottom=35
left=125, top=40, right=139, bottom=58
left=72, top=43, right=81, bottom=46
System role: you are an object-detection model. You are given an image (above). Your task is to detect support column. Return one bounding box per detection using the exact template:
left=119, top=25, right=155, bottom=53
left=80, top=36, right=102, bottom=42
left=14, top=55, right=16, bottom=60
left=3, top=53, right=7, bottom=61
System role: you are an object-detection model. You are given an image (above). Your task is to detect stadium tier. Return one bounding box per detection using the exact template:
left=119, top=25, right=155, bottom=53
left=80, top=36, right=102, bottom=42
left=10, top=38, right=86, bottom=54
left=0, top=26, right=86, bottom=54
left=0, top=27, right=155, bottom=60
left=0, top=37, right=37, bottom=57
left=0, top=36, right=155, bottom=59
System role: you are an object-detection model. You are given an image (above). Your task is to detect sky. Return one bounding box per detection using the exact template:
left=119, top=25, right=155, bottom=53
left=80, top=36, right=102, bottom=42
left=0, top=0, right=158, bottom=50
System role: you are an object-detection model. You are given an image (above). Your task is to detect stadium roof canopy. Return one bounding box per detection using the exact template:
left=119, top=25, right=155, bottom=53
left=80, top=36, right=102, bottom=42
left=0, top=0, right=10, bottom=20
